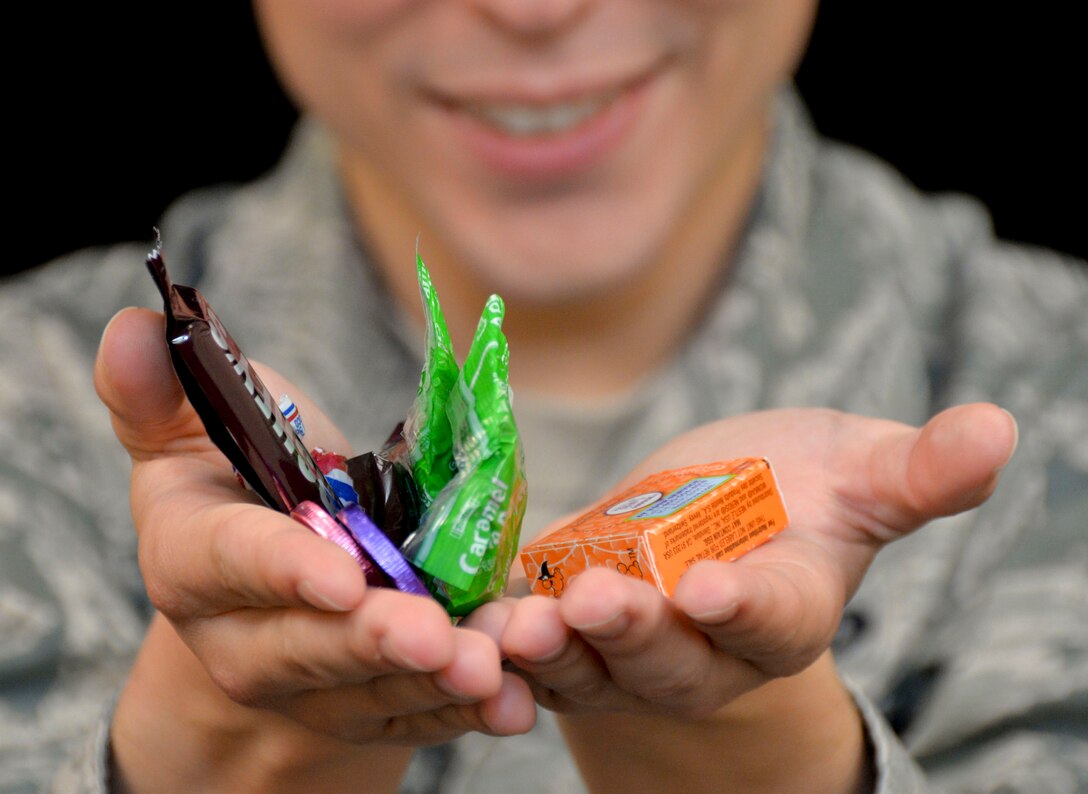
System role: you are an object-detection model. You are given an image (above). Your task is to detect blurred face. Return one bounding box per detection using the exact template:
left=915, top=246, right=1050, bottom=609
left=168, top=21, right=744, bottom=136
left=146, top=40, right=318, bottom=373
left=255, top=0, right=816, bottom=305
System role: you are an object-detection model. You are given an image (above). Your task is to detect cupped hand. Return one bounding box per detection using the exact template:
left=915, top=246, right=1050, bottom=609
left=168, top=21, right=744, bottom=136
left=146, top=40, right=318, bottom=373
left=474, top=405, right=1017, bottom=718
left=94, top=308, right=536, bottom=752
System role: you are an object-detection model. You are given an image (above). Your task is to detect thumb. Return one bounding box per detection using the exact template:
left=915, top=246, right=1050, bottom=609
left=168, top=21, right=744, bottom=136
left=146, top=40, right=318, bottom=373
left=866, top=402, right=1018, bottom=539
left=94, top=307, right=211, bottom=462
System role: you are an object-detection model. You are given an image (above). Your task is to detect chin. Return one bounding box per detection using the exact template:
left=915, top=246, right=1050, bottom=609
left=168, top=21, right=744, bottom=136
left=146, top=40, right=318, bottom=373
left=432, top=187, right=679, bottom=308
left=452, top=223, right=666, bottom=308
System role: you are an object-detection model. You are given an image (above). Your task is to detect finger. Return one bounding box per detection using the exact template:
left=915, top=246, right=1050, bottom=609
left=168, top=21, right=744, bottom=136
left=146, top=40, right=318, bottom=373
left=558, top=569, right=753, bottom=714
left=304, top=671, right=536, bottom=745
left=673, top=537, right=845, bottom=677
left=283, top=631, right=505, bottom=735
left=135, top=493, right=367, bottom=616
left=863, top=403, right=1018, bottom=539
left=478, top=672, right=538, bottom=737
left=186, top=601, right=535, bottom=744
left=94, top=308, right=211, bottom=461
left=188, top=588, right=458, bottom=702
left=207, top=606, right=491, bottom=712
left=502, top=594, right=617, bottom=712
left=460, top=597, right=516, bottom=652
left=97, top=308, right=364, bottom=615
left=96, top=308, right=353, bottom=463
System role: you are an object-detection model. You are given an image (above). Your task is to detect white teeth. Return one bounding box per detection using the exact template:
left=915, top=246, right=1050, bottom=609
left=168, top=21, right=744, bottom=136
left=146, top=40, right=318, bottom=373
left=468, top=91, right=618, bottom=136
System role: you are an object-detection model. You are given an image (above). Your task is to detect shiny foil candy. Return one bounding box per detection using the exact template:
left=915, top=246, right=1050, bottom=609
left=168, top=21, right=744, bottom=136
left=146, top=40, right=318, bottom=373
left=336, top=504, right=429, bottom=596
left=147, top=243, right=342, bottom=517
left=290, top=501, right=384, bottom=587
left=147, top=240, right=526, bottom=615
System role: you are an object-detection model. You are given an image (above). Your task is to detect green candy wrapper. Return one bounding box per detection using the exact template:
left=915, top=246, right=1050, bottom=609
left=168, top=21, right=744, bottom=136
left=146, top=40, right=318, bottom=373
left=401, top=254, right=459, bottom=506
left=401, top=290, right=528, bottom=616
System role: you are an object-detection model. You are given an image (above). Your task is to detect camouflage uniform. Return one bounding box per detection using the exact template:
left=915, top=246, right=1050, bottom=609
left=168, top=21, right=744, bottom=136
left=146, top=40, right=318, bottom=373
left=2, top=91, right=1085, bottom=793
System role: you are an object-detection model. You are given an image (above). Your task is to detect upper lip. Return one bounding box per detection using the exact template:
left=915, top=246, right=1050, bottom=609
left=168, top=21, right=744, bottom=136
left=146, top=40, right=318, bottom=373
left=423, top=55, right=668, bottom=108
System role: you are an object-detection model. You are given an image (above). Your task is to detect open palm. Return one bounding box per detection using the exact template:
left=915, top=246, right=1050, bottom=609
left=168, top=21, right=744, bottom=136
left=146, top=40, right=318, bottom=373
left=472, top=405, right=1017, bottom=717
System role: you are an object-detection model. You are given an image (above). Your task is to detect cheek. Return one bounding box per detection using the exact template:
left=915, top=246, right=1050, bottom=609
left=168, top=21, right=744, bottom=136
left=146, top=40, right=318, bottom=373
left=255, top=0, right=420, bottom=36
left=252, top=0, right=422, bottom=93
left=692, top=0, right=816, bottom=93
left=678, top=0, right=816, bottom=165
left=254, top=0, right=420, bottom=145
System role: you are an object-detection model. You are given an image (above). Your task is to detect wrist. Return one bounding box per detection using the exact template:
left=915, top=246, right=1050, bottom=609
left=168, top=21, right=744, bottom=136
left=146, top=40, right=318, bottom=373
left=558, top=652, right=871, bottom=794
left=110, top=613, right=411, bottom=793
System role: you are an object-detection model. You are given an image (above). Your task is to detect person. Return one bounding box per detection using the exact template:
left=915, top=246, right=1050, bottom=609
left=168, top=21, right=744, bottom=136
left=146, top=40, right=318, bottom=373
left=2, top=1, right=1085, bottom=791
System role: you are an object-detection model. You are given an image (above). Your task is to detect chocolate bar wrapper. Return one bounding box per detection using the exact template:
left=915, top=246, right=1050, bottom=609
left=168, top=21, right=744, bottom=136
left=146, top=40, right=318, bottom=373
left=147, top=243, right=342, bottom=516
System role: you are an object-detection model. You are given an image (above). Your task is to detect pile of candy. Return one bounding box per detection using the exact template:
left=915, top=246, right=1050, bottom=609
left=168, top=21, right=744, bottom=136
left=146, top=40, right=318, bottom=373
left=148, top=242, right=526, bottom=616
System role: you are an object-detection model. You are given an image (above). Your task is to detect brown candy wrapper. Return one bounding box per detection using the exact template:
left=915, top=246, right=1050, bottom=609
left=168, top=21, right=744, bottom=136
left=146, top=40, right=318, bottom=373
left=345, top=425, right=421, bottom=549
left=147, top=241, right=342, bottom=517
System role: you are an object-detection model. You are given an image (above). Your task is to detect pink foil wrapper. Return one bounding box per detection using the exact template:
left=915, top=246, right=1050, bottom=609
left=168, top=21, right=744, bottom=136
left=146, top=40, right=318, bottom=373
left=291, top=501, right=383, bottom=587
left=336, top=504, right=429, bottom=597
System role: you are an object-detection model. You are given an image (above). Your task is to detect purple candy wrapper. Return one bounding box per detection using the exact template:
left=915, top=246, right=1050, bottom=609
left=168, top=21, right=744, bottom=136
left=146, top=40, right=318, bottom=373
left=336, top=504, right=429, bottom=597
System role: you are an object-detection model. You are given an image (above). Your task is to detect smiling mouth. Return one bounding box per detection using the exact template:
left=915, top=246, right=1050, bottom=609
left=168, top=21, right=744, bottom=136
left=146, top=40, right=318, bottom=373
left=430, top=61, right=662, bottom=139
left=463, top=89, right=624, bottom=136
left=423, top=58, right=667, bottom=180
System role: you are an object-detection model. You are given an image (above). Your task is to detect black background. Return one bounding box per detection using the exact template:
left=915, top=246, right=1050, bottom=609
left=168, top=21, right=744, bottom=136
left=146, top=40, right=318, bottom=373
left=9, top=3, right=1084, bottom=277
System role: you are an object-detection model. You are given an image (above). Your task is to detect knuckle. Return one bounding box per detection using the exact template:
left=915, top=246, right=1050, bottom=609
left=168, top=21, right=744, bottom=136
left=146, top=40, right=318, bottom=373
left=276, top=642, right=325, bottom=691
left=291, top=712, right=382, bottom=744
left=526, top=664, right=614, bottom=710
left=750, top=618, right=801, bottom=658
left=207, top=664, right=265, bottom=708
left=433, top=703, right=488, bottom=737
left=136, top=537, right=189, bottom=619
left=378, top=715, right=415, bottom=743
left=562, top=680, right=613, bottom=710
left=634, top=663, right=706, bottom=705
left=271, top=614, right=332, bottom=690
left=377, top=709, right=472, bottom=746
left=209, top=523, right=244, bottom=597
left=141, top=575, right=186, bottom=619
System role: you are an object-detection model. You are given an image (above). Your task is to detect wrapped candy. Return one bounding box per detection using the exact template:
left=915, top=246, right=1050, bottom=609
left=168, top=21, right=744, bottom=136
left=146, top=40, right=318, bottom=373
left=401, top=293, right=527, bottom=615
left=147, top=240, right=341, bottom=518
left=147, top=239, right=527, bottom=617
left=343, top=427, right=421, bottom=549
left=401, top=254, right=459, bottom=506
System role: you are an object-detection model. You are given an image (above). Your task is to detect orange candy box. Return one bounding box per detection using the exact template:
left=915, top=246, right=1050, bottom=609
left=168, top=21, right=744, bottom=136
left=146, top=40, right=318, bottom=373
left=520, top=458, right=789, bottom=599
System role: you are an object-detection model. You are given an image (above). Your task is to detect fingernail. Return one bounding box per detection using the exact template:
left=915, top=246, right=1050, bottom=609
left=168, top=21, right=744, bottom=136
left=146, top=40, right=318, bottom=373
left=433, top=672, right=476, bottom=703
left=517, top=639, right=568, bottom=665
left=298, top=579, right=350, bottom=612
left=687, top=600, right=740, bottom=625
left=378, top=637, right=430, bottom=672
left=997, top=408, right=1019, bottom=470
left=96, top=309, right=129, bottom=382
left=481, top=679, right=536, bottom=736
left=101, top=308, right=127, bottom=343
left=568, top=608, right=628, bottom=638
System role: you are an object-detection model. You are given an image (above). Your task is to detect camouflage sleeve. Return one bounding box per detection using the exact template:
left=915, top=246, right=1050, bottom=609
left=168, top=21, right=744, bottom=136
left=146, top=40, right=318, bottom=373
left=0, top=247, right=154, bottom=793
left=844, top=243, right=1088, bottom=793
left=847, top=679, right=930, bottom=793
left=46, top=706, right=114, bottom=793
left=909, top=244, right=1088, bottom=791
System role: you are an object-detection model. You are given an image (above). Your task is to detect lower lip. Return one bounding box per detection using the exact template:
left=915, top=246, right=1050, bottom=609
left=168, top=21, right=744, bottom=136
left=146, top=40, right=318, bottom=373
left=434, top=77, right=654, bottom=182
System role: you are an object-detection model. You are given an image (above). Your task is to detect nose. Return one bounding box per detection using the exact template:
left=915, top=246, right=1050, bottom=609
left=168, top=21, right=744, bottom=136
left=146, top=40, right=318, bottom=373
left=470, top=0, right=592, bottom=37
